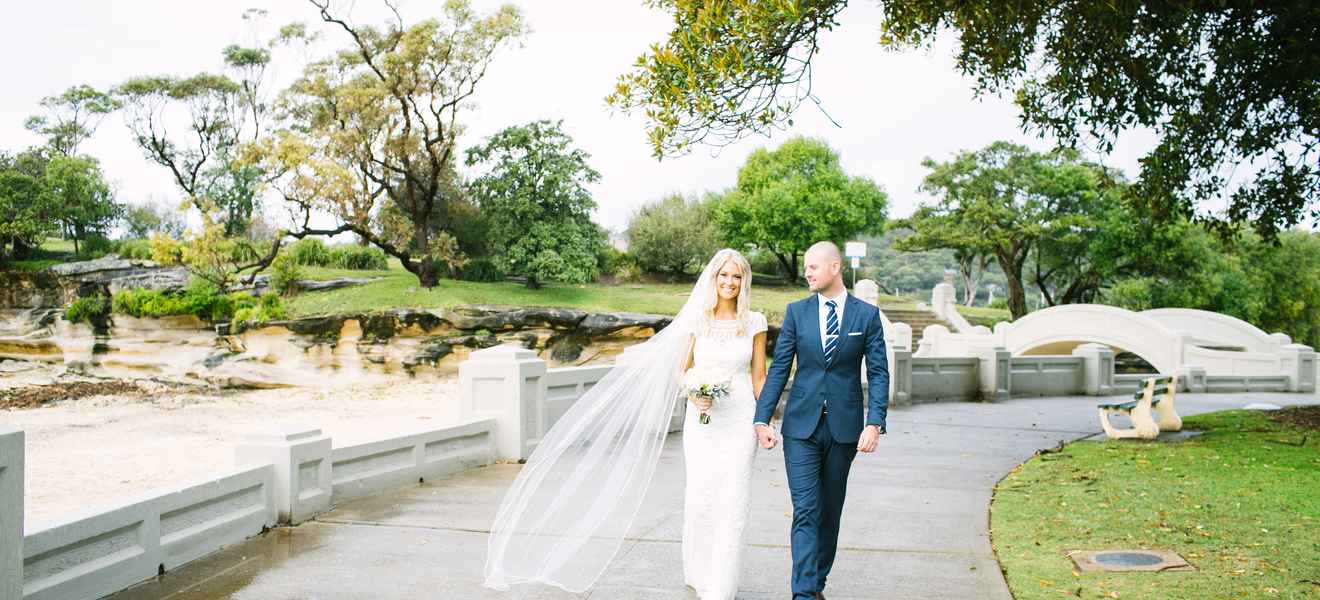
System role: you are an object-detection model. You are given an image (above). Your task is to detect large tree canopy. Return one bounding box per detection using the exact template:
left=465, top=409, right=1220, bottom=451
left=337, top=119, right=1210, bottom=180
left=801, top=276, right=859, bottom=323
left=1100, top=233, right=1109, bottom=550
left=465, top=120, right=605, bottom=288
left=24, top=84, right=121, bottom=157
left=714, top=136, right=887, bottom=277
left=626, top=193, right=721, bottom=276
left=899, top=142, right=1111, bottom=319
left=248, top=0, right=527, bottom=288
left=0, top=150, right=59, bottom=261
left=612, top=0, right=1319, bottom=239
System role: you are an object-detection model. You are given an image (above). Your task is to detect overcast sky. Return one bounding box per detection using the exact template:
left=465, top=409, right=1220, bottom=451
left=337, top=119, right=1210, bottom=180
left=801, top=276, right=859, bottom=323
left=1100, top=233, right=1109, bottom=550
left=1, top=0, right=1170, bottom=233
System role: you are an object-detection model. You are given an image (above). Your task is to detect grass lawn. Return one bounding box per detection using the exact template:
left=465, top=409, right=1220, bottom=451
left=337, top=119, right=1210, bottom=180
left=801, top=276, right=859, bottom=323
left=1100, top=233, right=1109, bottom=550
left=7, top=238, right=78, bottom=271
left=289, top=264, right=860, bottom=320
left=991, top=408, right=1320, bottom=599
left=287, top=262, right=1007, bottom=322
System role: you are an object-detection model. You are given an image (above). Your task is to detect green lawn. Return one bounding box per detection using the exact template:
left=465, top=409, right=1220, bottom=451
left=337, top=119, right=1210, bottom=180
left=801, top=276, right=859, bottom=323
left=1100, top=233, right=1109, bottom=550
left=7, top=238, right=78, bottom=271
left=286, top=262, right=1003, bottom=321
left=289, top=265, right=854, bottom=320
left=991, top=408, right=1320, bottom=599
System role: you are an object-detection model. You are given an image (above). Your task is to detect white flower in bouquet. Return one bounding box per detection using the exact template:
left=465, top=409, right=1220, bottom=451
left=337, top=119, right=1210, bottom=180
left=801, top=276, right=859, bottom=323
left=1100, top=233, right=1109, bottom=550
left=681, top=364, right=732, bottom=424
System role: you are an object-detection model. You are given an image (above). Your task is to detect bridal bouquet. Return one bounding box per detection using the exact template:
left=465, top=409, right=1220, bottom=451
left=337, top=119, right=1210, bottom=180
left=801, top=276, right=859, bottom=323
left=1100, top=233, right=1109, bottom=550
left=681, top=365, right=732, bottom=424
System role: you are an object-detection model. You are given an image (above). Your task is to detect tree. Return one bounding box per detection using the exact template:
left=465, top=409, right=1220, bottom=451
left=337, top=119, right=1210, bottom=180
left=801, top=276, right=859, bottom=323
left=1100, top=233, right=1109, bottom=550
left=626, top=193, right=720, bottom=276
left=713, top=136, right=886, bottom=277
left=43, top=155, right=121, bottom=254
left=611, top=0, right=1320, bottom=240
left=890, top=208, right=996, bottom=305
left=0, top=150, right=59, bottom=261
left=115, top=20, right=273, bottom=237
left=465, top=120, right=605, bottom=288
left=247, top=0, right=527, bottom=288
left=122, top=198, right=188, bottom=239
left=25, top=85, right=122, bottom=157
left=903, top=142, right=1108, bottom=319
left=1104, top=228, right=1320, bottom=349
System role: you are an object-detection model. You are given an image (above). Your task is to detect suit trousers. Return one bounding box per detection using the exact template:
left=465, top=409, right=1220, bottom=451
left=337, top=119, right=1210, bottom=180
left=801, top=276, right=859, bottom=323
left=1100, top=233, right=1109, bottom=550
left=783, top=408, right=858, bottom=599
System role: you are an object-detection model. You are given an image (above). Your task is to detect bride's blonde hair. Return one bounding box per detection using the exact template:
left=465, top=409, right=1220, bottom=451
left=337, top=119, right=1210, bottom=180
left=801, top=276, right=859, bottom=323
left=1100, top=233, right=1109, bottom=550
left=700, top=248, right=752, bottom=337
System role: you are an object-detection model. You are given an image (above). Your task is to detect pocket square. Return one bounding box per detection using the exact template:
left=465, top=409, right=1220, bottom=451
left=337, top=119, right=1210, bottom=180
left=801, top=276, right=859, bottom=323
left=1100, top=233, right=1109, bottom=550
left=847, top=331, right=863, bottom=336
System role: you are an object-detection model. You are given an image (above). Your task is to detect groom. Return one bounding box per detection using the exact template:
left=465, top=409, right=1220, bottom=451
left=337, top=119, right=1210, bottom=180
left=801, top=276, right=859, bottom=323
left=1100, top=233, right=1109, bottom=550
left=754, top=241, right=889, bottom=600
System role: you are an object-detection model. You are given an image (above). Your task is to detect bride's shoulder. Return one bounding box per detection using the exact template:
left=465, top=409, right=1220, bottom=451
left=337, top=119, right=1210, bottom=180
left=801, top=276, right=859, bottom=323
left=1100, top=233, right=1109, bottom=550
left=748, top=311, right=768, bottom=331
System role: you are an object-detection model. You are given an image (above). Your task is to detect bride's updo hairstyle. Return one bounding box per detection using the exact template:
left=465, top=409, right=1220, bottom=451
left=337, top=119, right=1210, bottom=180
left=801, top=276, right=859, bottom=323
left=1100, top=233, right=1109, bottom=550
left=699, top=248, right=752, bottom=337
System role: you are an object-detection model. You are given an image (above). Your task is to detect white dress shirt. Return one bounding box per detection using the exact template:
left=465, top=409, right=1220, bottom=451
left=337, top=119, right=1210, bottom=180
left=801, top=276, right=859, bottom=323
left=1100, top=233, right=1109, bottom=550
left=817, top=289, right=848, bottom=353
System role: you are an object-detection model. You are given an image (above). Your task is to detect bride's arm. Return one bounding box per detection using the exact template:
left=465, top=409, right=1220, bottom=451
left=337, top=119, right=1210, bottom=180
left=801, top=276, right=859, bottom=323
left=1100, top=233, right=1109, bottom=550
left=751, top=331, right=768, bottom=399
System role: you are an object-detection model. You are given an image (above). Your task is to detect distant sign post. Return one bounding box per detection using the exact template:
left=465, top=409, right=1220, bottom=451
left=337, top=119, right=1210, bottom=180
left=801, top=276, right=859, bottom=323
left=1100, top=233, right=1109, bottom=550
left=844, top=242, right=867, bottom=288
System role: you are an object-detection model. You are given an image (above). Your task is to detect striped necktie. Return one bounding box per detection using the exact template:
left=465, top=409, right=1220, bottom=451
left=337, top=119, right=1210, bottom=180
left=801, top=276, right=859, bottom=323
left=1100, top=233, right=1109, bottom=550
left=824, top=299, right=839, bottom=364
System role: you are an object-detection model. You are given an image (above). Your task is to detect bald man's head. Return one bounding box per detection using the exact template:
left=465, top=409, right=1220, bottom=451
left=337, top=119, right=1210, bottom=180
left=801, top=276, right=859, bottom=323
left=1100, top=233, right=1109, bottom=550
left=803, top=241, right=844, bottom=294
left=806, top=241, right=842, bottom=263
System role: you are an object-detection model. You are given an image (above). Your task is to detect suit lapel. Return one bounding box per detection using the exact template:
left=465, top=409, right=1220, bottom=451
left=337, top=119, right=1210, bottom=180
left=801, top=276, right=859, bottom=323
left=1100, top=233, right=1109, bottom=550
left=801, top=296, right=825, bottom=367
left=840, top=294, right=861, bottom=341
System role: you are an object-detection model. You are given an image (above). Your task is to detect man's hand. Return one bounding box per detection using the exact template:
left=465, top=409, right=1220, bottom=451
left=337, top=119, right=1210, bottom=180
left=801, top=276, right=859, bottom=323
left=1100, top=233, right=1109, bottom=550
left=755, top=423, right=778, bottom=449
left=689, top=394, right=713, bottom=411
left=857, top=425, right=882, bottom=453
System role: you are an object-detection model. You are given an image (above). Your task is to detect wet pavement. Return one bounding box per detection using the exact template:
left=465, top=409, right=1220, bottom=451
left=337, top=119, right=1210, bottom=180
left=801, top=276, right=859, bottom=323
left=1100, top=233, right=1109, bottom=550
left=107, top=391, right=1319, bottom=600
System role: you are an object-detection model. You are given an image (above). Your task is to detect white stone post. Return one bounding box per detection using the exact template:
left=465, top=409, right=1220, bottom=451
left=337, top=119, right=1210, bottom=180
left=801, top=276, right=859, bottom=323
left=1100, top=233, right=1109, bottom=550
left=1280, top=344, right=1317, bottom=393
left=1071, top=343, right=1115, bottom=396
left=459, top=345, right=548, bottom=461
left=854, top=279, right=880, bottom=307
left=1, top=426, right=22, bottom=600
left=890, top=348, right=912, bottom=405
left=235, top=424, right=332, bottom=525
left=1180, top=365, right=1207, bottom=393
left=973, top=346, right=1011, bottom=401
left=930, top=282, right=957, bottom=321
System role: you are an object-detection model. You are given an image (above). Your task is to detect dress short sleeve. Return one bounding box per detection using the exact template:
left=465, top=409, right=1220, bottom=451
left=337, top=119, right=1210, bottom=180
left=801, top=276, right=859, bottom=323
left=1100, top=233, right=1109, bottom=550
left=749, top=311, right=768, bottom=336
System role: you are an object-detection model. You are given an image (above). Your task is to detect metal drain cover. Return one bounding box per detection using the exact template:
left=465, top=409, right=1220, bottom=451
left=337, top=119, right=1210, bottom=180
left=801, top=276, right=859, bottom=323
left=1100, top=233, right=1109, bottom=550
left=1070, top=550, right=1194, bottom=572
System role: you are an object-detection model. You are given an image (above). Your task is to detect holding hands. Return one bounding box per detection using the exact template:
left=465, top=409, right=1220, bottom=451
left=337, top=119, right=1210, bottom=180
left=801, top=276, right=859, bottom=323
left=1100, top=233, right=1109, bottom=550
left=754, top=423, right=777, bottom=449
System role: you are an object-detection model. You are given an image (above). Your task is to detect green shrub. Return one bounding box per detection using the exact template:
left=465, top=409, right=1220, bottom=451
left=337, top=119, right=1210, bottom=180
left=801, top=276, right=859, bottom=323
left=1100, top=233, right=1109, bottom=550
left=64, top=294, right=110, bottom=324
left=613, top=263, right=643, bottom=283
left=231, top=292, right=287, bottom=332
left=596, top=246, right=636, bottom=274
left=288, top=238, right=331, bottom=267
left=459, top=258, right=505, bottom=282
left=116, top=239, right=153, bottom=260
left=112, top=279, right=255, bottom=322
left=270, top=253, right=304, bottom=295
left=988, top=297, right=1008, bottom=310
left=80, top=235, right=114, bottom=258
left=327, top=245, right=388, bottom=270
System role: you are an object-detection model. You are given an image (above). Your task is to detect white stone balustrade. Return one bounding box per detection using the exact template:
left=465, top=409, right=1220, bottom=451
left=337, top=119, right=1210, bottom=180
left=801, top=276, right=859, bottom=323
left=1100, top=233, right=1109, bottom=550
left=234, top=425, right=332, bottom=525
left=458, top=345, right=547, bottom=461
left=1, top=426, right=22, bottom=600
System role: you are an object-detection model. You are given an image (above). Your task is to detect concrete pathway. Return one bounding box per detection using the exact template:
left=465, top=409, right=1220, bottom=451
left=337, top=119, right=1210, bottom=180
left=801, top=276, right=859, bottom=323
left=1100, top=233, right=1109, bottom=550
left=109, top=391, right=1318, bottom=600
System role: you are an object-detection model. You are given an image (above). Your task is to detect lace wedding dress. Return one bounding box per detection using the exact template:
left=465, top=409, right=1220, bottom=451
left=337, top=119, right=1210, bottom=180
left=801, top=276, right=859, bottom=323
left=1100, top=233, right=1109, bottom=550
left=682, top=312, right=767, bottom=599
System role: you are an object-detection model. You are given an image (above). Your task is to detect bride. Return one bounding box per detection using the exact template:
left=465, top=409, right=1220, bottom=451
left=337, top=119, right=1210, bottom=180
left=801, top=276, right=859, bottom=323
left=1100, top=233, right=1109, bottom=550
left=484, top=248, right=767, bottom=599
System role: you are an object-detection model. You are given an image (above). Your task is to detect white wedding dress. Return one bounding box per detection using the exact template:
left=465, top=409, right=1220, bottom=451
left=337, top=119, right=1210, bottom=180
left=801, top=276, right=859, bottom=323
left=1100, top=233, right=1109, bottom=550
left=682, top=312, right=767, bottom=599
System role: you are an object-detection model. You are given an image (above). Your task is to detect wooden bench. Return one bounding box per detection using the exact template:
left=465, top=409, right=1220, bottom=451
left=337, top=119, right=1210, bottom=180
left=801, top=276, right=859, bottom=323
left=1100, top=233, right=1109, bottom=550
left=1097, top=374, right=1182, bottom=440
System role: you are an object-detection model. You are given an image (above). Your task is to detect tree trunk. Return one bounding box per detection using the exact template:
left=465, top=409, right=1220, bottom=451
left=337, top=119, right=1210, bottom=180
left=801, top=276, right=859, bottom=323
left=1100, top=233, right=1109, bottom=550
left=12, top=237, right=34, bottom=259
left=773, top=252, right=794, bottom=280
left=999, top=251, right=1029, bottom=320
left=420, top=257, right=440, bottom=288
left=411, top=217, right=439, bottom=288
left=958, top=254, right=981, bottom=305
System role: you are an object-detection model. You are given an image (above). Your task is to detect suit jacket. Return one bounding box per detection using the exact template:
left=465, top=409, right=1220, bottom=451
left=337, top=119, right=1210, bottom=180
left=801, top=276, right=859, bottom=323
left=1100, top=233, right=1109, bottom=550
left=754, top=293, right=890, bottom=443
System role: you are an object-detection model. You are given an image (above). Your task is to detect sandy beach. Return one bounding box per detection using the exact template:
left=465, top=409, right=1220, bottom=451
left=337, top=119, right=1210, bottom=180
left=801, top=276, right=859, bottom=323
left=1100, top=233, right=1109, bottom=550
left=2, top=373, right=463, bottom=528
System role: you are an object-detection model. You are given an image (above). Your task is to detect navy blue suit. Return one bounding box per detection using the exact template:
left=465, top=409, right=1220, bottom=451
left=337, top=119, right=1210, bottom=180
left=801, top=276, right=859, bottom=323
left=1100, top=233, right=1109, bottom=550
left=754, top=293, right=889, bottom=599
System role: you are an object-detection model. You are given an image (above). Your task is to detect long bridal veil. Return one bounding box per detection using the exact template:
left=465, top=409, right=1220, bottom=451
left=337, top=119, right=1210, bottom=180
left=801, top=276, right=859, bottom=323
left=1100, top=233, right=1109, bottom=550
left=483, top=249, right=743, bottom=593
